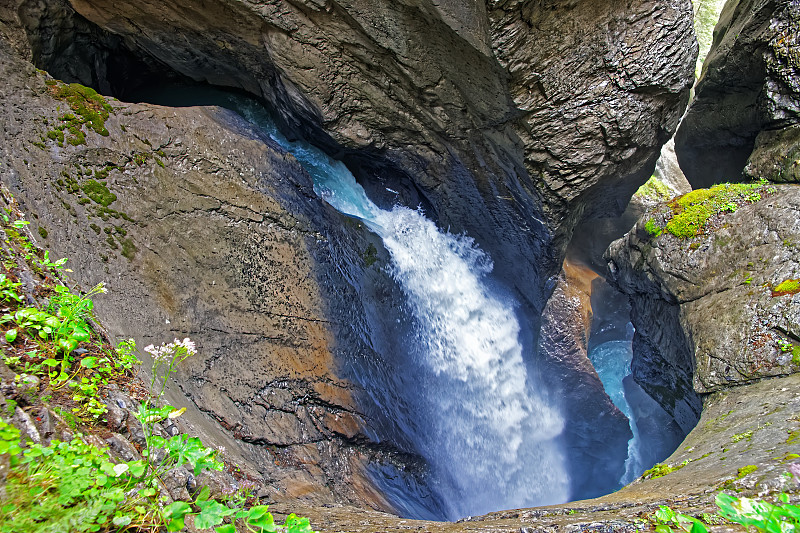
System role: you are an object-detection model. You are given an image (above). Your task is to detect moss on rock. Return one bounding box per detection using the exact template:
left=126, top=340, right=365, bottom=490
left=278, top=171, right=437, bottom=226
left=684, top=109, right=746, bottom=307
left=665, top=182, right=765, bottom=239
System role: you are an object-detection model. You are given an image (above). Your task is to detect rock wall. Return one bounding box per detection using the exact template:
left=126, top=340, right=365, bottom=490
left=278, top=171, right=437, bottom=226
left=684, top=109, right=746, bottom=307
left=0, top=28, right=411, bottom=511
left=675, top=0, right=800, bottom=188
left=5, top=0, right=697, bottom=313
left=606, top=186, right=800, bottom=417
left=537, top=261, right=632, bottom=500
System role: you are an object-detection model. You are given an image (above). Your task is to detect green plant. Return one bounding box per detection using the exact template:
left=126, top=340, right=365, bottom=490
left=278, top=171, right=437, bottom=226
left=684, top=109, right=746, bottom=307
left=39, top=251, right=69, bottom=274
left=645, top=218, right=663, bottom=238
left=133, top=338, right=318, bottom=532
left=652, top=505, right=709, bottom=533
left=0, top=420, right=161, bottom=532
left=731, top=430, right=754, bottom=443
left=643, top=460, right=690, bottom=479
left=0, top=274, right=22, bottom=303
left=716, top=491, right=800, bottom=532
left=664, top=182, right=765, bottom=239
left=44, top=80, right=113, bottom=144
left=81, top=179, right=117, bottom=207
left=47, top=282, right=105, bottom=354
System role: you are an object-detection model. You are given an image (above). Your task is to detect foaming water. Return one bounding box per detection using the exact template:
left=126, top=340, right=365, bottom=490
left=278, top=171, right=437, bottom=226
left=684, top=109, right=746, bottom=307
left=234, top=98, right=568, bottom=517
left=135, top=88, right=569, bottom=518
left=378, top=208, right=568, bottom=516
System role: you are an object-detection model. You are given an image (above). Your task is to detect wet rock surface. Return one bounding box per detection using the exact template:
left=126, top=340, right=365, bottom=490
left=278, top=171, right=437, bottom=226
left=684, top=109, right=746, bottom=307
left=538, top=261, right=632, bottom=500
left=0, top=27, right=400, bottom=511
left=606, top=185, right=800, bottom=396
left=2, top=0, right=798, bottom=531
left=675, top=0, right=800, bottom=188
left=4, top=0, right=696, bottom=313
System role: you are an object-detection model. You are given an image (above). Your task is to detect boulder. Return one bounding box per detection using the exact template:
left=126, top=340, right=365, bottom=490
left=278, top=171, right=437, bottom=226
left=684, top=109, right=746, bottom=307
left=606, top=185, right=800, bottom=405
left=675, top=0, right=800, bottom=188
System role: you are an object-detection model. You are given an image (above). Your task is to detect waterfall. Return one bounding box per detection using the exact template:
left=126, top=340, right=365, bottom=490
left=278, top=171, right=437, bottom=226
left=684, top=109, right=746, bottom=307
left=233, top=97, right=569, bottom=518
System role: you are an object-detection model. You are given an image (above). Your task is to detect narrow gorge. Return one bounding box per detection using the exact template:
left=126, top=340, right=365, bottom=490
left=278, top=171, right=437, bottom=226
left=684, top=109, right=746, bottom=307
left=0, top=0, right=797, bottom=531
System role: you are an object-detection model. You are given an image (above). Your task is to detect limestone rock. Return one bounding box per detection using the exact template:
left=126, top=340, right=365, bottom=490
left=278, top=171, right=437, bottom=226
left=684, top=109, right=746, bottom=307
left=606, top=185, right=800, bottom=402
left=675, top=0, right=800, bottom=188
left=162, top=467, right=193, bottom=502
left=538, top=262, right=632, bottom=499
left=745, top=125, right=800, bottom=183
left=0, top=30, right=393, bottom=510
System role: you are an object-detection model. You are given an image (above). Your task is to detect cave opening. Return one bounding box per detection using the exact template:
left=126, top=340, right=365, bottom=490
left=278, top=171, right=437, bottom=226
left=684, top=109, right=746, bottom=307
left=17, top=0, right=702, bottom=520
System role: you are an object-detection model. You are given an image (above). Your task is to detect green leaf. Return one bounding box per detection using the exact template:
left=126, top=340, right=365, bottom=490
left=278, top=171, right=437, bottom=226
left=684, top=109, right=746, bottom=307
left=5, top=328, right=17, bottom=343
left=655, top=526, right=674, bottom=533
left=688, top=520, right=708, bottom=533
left=195, top=485, right=211, bottom=503
left=655, top=506, right=677, bottom=523
left=112, top=515, right=132, bottom=527
left=283, top=513, right=314, bottom=533
left=194, top=499, right=236, bottom=529
left=128, top=461, right=147, bottom=478
left=246, top=506, right=276, bottom=532
left=216, top=525, right=237, bottom=533
left=163, top=500, right=192, bottom=532
left=80, top=356, right=98, bottom=368
left=57, top=338, right=78, bottom=353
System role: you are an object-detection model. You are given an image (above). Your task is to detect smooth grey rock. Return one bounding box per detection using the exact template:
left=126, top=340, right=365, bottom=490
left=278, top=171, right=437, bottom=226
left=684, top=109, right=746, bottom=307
left=194, top=468, right=238, bottom=500
left=162, top=466, right=193, bottom=502
left=606, top=185, right=800, bottom=398
left=13, top=406, right=40, bottom=444
left=105, top=432, right=141, bottom=462
left=676, top=0, right=800, bottom=187
left=34, top=407, right=54, bottom=444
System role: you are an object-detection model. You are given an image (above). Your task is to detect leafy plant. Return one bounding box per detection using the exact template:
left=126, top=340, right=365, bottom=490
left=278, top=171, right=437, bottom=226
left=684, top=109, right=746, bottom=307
left=0, top=274, right=22, bottom=303
left=132, top=338, right=318, bottom=533
left=652, top=505, right=709, bottom=533
left=0, top=420, right=161, bottom=532
left=716, top=491, right=800, bottom=532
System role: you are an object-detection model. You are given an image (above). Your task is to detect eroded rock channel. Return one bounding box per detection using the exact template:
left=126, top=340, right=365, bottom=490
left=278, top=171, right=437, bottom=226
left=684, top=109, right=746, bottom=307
left=0, top=0, right=798, bottom=530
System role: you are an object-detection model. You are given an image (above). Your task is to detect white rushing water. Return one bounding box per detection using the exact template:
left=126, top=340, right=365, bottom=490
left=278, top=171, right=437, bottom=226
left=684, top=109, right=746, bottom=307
left=233, top=100, right=569, bottom=517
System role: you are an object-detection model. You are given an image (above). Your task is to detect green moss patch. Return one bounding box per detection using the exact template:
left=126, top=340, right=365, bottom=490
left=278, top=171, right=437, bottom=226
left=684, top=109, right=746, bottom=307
left=642, top=460, right=690, bottom=479
left=771, top=278, right=800, bottom=297
left=45, top=80, right=113, bottom=145
left=645, top=218, right=663, bottom=238
left=81, top=180, right=116, bottom=207
left=636, top=176, right=672, bottom=201
left=736, top=465, right=758, bottom=479
left=664, top=182, right=764, bottom=239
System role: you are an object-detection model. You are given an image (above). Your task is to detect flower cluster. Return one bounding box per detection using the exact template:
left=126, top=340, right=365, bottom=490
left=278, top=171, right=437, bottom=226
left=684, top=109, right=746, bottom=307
left=144, top=337, right=196, bottom=363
